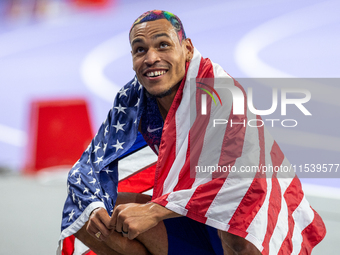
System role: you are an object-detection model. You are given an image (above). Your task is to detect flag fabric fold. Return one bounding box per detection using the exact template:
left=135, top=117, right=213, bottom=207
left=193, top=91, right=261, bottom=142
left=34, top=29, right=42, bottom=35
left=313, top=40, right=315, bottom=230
left=149, top=48, right=326, bottom=254
left=58, top=76, right=147, bottom=253
left=58, top=48, right=325, bottom=255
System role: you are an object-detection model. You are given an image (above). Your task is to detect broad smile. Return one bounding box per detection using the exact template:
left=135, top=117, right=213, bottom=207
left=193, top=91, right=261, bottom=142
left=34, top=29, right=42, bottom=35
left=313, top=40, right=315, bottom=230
left=144, top=69, right=168, bottom=79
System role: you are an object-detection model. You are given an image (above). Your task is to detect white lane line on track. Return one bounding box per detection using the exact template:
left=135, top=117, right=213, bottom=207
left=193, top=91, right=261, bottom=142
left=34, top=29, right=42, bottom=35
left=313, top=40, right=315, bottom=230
left=80, top=32, right=130, bottom=103
left=234, top=0, right=340, bottom=178
left=0, top=124, right=27, bottom=147
left=235, top=0, right=340, bottom=107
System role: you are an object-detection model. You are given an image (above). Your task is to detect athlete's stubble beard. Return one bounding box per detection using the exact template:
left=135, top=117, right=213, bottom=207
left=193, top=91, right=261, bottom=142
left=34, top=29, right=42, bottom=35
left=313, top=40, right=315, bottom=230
left=144, top=82, right=180, bottom=99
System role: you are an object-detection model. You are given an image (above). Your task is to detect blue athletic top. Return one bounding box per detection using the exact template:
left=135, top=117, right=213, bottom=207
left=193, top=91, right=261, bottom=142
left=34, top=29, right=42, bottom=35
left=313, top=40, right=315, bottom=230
left=140, top=96, right=164, bottom=155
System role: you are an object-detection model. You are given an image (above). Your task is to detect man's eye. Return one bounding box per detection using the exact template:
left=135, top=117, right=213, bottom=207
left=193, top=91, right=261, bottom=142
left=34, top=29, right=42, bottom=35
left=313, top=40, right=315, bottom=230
left=160, top=42, right=169, bottom=48
left=135, top=47, right=145, bottom=53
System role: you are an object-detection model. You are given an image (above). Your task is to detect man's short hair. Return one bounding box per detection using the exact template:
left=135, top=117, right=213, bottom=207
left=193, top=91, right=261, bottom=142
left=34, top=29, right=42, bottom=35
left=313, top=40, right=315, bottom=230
left=130, top=10, right=186, bottom=43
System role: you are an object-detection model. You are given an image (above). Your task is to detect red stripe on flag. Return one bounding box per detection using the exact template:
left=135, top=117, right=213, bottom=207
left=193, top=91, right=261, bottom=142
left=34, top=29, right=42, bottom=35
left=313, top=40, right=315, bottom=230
left=278, top=177, right=304, bottom=254
left=184, top=78, right=248, bottom=222
left=151, top=193, right=170, bottom=207
left=185, top=178, right=225, bottom=223
left=213, top=78, right=247, bottom=180
left=62, top=235, right=75, bottom=255
left=298, top=208, right=326, bottom=255
left=152, top=62, right=190, bottom=200
left=118, top=163, right=156, bottom=193
left=228, top=116, right=267, bottom=234
left=262, top=141, right=284, bottom=255
left=173, top=57, right=214, bottom=192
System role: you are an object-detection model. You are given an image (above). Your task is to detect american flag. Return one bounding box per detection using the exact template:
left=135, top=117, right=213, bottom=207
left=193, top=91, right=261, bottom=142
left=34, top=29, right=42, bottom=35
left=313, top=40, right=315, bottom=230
left=58, top=48, right=326, bottom=255
left=57, top=75, right=154, bottom=254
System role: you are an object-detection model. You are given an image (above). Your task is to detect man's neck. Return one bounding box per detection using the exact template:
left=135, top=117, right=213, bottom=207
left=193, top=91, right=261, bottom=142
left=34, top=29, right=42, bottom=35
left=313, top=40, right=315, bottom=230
left=156, top=83, right=180, bottom=120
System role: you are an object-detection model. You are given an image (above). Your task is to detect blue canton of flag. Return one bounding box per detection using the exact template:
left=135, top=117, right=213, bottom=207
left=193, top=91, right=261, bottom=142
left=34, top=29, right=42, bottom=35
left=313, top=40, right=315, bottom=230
left=59, top=76, right=145, bottom=240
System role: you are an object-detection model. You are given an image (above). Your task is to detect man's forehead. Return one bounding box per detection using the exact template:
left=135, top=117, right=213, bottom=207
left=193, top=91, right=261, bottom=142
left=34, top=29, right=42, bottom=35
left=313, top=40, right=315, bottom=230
left=130, top=19, right=177, bottom=43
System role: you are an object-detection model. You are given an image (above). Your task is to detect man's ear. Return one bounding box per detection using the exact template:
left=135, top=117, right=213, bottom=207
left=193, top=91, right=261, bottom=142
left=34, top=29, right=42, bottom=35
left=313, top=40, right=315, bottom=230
left=183, top=38, right=194, bottom=62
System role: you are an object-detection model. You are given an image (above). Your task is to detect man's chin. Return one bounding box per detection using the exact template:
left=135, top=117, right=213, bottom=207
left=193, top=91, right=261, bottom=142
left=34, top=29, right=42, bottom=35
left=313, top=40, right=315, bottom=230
left=145, top=88, right=173, bottom=99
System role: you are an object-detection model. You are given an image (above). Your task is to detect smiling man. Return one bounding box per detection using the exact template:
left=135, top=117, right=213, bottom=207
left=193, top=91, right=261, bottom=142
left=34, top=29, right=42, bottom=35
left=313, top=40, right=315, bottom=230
left=58, top=10, right=325, bottom=255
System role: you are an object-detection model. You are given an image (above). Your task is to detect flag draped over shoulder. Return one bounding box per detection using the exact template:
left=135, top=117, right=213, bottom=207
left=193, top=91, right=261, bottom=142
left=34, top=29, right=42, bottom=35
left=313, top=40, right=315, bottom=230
left=58, top=48, right=326, bottom=255
left=58, top=76, right=148, bottom=254
left=150, top=49, right=326, bottom=254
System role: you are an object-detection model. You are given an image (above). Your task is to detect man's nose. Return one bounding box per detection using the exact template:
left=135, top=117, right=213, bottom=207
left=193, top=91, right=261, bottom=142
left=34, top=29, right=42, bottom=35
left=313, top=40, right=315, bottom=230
left=144, top=49, right=160, bottom=66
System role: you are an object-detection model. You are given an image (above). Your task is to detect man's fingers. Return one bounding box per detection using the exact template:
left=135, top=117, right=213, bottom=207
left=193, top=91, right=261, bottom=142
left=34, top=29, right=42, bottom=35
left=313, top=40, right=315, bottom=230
left=108, top=207, right=118, bottom=230
left=114, top=211, right=124, bottom=234
left=87, top=208, right=112, bottom=240
left=109, top=204, right=126, bottom=230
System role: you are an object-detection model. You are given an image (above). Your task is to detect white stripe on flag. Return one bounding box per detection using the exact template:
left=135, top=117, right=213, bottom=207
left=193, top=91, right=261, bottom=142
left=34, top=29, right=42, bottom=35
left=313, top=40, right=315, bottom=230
left=118, top=146, right=157, bottom=180
left=269, top=174, right=292, bottom=254
left=205, top=109, right=260, bottom=228
left=195, top=65, right=233, bottom=180
left=162, top=135, right=188, bottom=195
left=162, top=49, right=201, bottom=195
left=291, top=196, right=315, bottom=254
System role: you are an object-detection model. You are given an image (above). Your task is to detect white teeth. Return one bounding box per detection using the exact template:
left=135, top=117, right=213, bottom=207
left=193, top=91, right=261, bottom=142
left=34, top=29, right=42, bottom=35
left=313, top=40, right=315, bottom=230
left=146, top=70, right=166, bottom=77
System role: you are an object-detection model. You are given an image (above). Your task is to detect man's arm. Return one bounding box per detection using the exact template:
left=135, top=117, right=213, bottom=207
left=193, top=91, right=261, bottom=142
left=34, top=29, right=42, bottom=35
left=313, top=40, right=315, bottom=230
left=75, top=193, right=160, bottom=255
left=109, top=202, right=181, bottom=240
left=75, top=214, right=150, bottom=255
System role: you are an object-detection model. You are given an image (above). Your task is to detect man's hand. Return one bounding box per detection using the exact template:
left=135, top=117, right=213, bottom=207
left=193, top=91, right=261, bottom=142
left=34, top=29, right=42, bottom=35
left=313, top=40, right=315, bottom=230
left=86, top=207, right=112, bottom=241
left=109, top=202, right=179, bottom=240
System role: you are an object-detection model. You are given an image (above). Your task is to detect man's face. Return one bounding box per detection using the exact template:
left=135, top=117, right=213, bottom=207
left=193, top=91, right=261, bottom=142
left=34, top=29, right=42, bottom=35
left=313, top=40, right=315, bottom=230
left=130, top=19, right=189, bottom=97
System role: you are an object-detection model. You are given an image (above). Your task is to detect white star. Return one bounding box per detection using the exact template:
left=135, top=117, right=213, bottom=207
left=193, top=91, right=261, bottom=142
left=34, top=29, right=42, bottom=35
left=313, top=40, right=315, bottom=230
left=104, top=125, right=109, bottom=136
left=103, top=143, right=107, bottom=153
left=118, top=88, right=129, bottom=98
left=68, top=209, right=75, bottom=222
left=132, top=77, right=137, bottom=86
left=112, top=121, right=125, bottom=133
left=67, top=183, right=70, bottom=194
left=94, top=188, right=100, bottom=196
left=104, top=192, right=110, bottom=200
left=78, top=200, right=82, bottom=210
left=90, top=195, right=97, bottom=200
left=114, top=104, right=127, bottom=114
left=87, top=154, right=91, bottom=164
left=94, top=156, right=103, bottom=165
left=70, top=168, right=79, bottom=177
left=138, top=83, right=142, bottom=91
left=87, top=168, right=93, bottom=175
left=72, top=191, right=76, bottom=203
left=112, top=139, right=125, bottom=152
left=93, top=142, right=101, bottom=154
left=104, top=169, right=113, bottom=174
left=135, top=98, right=140, bottom=107
left=83, top=187, right=89, bottom=194
left=89, top=178, right=97, bottom=184
left=75, top=175, right=81, bottom=185
left=134, top=119, right=137, bottom=125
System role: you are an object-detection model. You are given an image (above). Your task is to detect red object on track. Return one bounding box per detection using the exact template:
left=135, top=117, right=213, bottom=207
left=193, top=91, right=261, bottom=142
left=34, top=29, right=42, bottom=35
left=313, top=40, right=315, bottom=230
left=70, top=0, right=111, bottom=8
left=24, top=99, right=93, bottom=173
